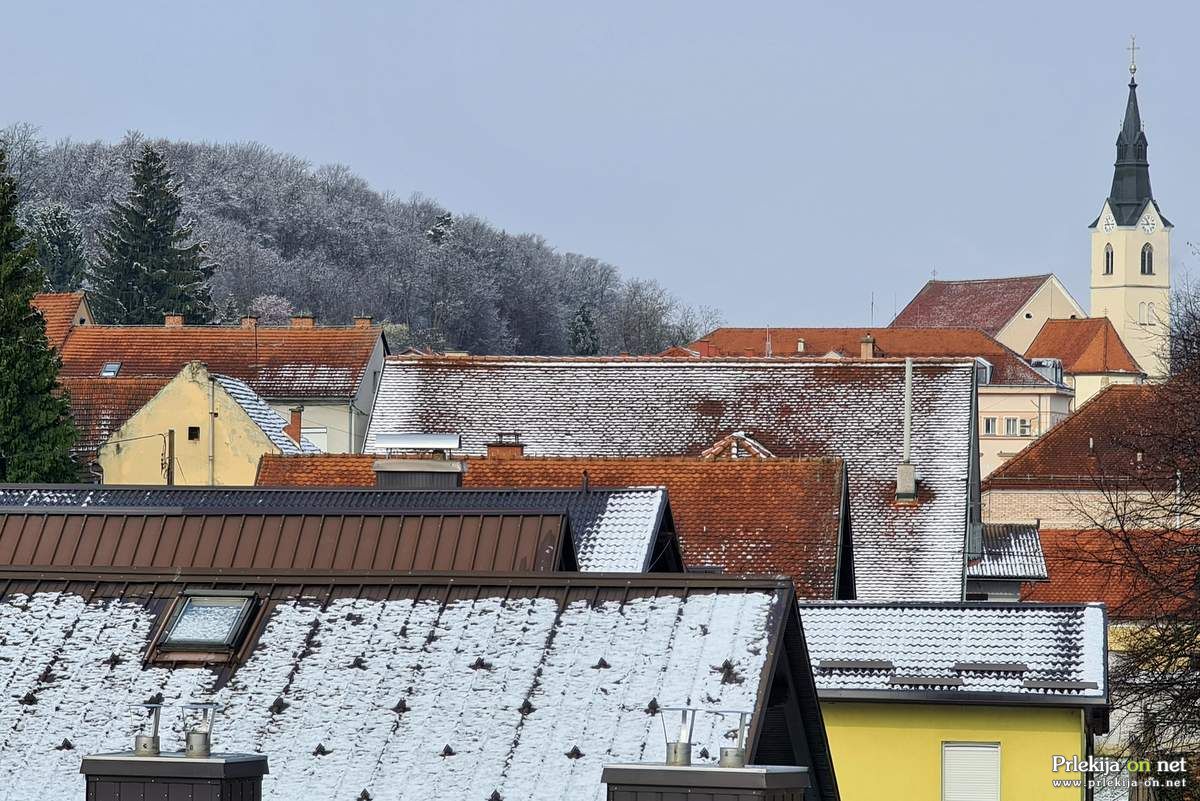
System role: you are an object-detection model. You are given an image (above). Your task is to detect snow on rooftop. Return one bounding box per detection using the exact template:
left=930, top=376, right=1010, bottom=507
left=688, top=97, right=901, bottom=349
left=0, top=587, right=775, bottom=801
left=364, top=358, right=976, bottom=600
left=213, top=374, right=320, bottom=455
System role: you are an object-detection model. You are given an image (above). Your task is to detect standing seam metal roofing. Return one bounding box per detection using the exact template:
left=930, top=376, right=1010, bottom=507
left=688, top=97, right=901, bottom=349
left=364, top=356, right=977, bottom=601
left=0, top=485, right=669, bottom=574
left=0, top=511, right=574, bottom=573
left=0, top=571, right=838, bottom=801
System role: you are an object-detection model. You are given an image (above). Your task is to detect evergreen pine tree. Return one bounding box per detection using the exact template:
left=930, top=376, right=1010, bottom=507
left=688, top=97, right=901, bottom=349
left=27, top=203, right=88, bottom=291
left=568, top=303, right=600, bottom=355
left=0, top=148, right=78, bottom=481
left=89, top=146, right=214, bottom=324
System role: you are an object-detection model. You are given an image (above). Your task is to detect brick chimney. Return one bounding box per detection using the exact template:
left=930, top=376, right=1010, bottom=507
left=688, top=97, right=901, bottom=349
left=487, top=433, right=526, bottom=460
left=859, top=333, right=875, bottom=359
left=694, top=339, right=713, bottom=357
left=240, top=315, right=259, bottom=329
left=163, top=313, right=185, bottom=327
left=290, top=314, right=315, bottom=329
left=353, top=315, right=373, bottom=329
left=284, top=406, right=303, bottom=445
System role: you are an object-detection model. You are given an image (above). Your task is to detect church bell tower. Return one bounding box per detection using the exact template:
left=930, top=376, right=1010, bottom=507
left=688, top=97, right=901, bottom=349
left=1090, top=37, right=1171, bottom=378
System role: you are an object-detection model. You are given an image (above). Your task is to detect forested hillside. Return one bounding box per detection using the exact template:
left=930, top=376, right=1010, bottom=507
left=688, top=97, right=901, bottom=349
left=1, top=124, right=719, bottom=354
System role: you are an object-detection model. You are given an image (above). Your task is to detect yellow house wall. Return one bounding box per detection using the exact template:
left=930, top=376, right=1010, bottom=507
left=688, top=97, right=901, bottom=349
left=981, top=487, right=1162, bottom=527
left=978, top=386, right=1073, bottom=477
left=1066, top=372, right=1142, bottom=410
left=995, top=278, right=1086, bottom=355
left=821, top=701, right=1086, bottom=800
left=97, top=363, right=280, bottom=486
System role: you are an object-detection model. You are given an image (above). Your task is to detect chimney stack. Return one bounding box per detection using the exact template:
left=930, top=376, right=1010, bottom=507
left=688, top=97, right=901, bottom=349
left=163, top=313, right=185, bottom=328
left=694, top=339, right=713, bottom=356
left=284, top=406, right=303, bottom=445
left=859, top=333, right=875, bottom=359
left=896, top=357, right=917, bottom=503
left=239, top=315, right=259, bottom=329
left=486, top=432, right=525, bottom=460
left=353, top=315, right=373, bottom=329
left=290, top=314, right=315, bottom=329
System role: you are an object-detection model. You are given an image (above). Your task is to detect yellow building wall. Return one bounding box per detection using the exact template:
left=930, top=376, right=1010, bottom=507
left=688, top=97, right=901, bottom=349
left=821, top=702, right=1086, bottom=800
left=995, top=278, right=1087, bottom=355
left=98, top=362, right=280, bottom=486
left=977, top=386, right=1073, bottom=477
left=1066, top=372, right=1142, bottom=411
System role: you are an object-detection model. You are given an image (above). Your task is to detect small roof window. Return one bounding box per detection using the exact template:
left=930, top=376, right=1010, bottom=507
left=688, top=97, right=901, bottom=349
left=150, top=590, right=259, bottom=663
left=100, top=361, right=122, bottom=378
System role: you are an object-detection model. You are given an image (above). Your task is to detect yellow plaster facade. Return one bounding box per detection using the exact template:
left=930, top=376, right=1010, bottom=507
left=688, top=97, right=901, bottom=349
left=821, top=702, right=1088, bottom=800
left=994, top=277, right=1087, bottom=355
left=98, top=362, right=290, bottom=486
left=1064, top=370, right=1142, bottom=411
left=1090, top=200, right=1171, bottom=379
left=978, top=385, right=1073, bottom=477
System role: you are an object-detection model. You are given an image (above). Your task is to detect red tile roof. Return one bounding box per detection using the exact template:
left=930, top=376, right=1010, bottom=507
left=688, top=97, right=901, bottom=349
left=255, top=453, right=849, bottom=599
left=56, top=322, right=382, bottom=399
left=256, top=453, right=377, bottom=486
left=890, top=275, right=1053, bottom=335
left=1025, top=318, right=1143, bottom=375
left=1023, top=529, right=1190, bottom=619
left=984, top=384, right=1162, bottom=490
left=58, top=376, right=170, bottom=462
left=690, top=327, right=1050, bottom=385
left=31, top=292, right=86, bottom=349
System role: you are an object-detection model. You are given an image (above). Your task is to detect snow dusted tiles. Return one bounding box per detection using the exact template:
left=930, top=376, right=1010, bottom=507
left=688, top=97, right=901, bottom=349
left=364, top=356, right=977, bottom=601
left=0, top=577, right=834, bottom=801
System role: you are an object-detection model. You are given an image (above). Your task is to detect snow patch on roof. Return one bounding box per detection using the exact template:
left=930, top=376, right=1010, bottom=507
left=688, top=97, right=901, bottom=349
left=214, top=374, right=320, bottom=455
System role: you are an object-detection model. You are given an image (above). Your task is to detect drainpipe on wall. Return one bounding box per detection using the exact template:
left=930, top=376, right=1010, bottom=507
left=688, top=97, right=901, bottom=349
left=348, top=399, right=355, bottom=453
left=208, top=376, right=216, bottom=486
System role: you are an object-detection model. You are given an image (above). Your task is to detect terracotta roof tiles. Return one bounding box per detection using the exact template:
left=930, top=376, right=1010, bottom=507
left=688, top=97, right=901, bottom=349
left=255, top=453, right=849, bottom=598
left=30, top=292, right=86, bottom=349
left=890, top=275, right=1052, bottom=335
left=690, top=327, right=1051, bottom=385
left=57, top=323, right=382, bottom=399
left=984, top=384, right=1161, bottom=489
left=58, top=376, right=170, bottom=462
left=1025, top=318, right=1143, bottom=375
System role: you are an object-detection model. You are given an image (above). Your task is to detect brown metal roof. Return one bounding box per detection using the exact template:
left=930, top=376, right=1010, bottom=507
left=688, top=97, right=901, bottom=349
left=0, top=510, right=575, bottom=573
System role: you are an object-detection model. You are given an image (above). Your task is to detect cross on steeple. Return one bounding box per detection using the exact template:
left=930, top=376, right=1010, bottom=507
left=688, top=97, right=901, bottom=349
left=1128, top=34, right=1139, bottom=76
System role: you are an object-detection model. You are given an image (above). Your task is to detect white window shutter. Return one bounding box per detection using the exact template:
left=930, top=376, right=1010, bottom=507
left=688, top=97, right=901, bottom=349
left=943, top=743, right=1000, bottom=801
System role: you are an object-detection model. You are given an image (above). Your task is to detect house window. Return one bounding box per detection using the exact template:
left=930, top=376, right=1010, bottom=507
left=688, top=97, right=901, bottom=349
left=943, top=742, right=1000, bottom=801
left=149, top=590, right=259, bottom=665
left=187, top=426, right=201, bottom=441
left=100, top=361, right=122, bottom=378
left=301, top=426, right=328, bottom=451
left=982, top=417, right=997, bottom=436
left=1141, top=243, right=1154, bottom=275
left=1139, top=302, right=1147, bottom=325
left=1104, top=243, right=1114, bottom=275
left=1004, top=418, right=1019, bottom=436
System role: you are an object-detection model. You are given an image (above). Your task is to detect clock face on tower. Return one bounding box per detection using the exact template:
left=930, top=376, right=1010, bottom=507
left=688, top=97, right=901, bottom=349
left=1102, top=215, right=1116, bottom=233
left=1141, top=215, right=1157, bottom=234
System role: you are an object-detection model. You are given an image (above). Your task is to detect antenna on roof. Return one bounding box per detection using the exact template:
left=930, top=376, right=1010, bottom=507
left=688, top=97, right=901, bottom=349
left=581, top=469, right=590, bottom=493
left=764, top=327, right=772, bottom=358
left=870, top=292, right=875, bottom=326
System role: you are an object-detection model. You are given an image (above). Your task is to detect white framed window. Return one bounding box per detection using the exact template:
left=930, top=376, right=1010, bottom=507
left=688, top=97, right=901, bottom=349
left=301, top=426, right=328, bottom=451
left=942, top=742, right=1000, bottom=801
left=982, top=417, right=997, bottom=436
left=1004, top=418, right=1019, bottom=436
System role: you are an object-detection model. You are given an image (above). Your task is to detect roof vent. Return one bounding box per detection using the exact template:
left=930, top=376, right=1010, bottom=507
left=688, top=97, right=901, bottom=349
left=896, top=358, right=917, bottom=503
left=859, top=334, right=875, bottom=359
left=660, top=707, right=698, bottom=766
left=796, top=338, right=805, bottom=353
left=182, top=703, right=220, bottom=758
left=130, top=703, right=163, bottom=756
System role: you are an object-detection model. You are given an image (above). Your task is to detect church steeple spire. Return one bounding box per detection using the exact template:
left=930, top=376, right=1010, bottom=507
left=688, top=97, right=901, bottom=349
left=1108, top=36, right=1155, bottom=225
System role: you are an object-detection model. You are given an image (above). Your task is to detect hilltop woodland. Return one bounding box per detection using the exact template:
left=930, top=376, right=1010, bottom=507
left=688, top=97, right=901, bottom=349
left=1, top=124, right=720, bottom=354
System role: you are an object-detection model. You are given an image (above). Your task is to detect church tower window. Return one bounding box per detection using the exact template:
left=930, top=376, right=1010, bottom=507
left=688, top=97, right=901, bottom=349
left=1141, top=243, right=1154, bottom=275
left=1104, top=244, right=1114, bottom=275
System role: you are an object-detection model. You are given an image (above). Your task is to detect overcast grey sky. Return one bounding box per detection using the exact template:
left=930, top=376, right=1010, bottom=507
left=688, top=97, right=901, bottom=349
left=6, top=1, right=1196, bottom=325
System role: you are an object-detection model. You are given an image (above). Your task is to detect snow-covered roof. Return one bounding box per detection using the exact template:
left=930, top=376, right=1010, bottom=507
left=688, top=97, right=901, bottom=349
left=213, top=374, right=320, bottom=455
left=0, top=573, right=837, bottom=801
left=967, top=524, right=1048, bottom=581
left=798, top=602, right=1107, bottom=703
left=365, top=356, right=978, bottom=601
left=0, top=486, right=673, bottom=574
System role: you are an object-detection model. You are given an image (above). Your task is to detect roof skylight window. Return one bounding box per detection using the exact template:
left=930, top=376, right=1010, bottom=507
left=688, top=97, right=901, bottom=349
left=158, top=590, right=257, bottom=652
left=100, top=361, right=122, bottom=378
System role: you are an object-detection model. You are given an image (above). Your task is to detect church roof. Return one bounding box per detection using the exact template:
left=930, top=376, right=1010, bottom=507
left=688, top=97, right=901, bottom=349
left=890, top=275, right=1052, bottom=335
